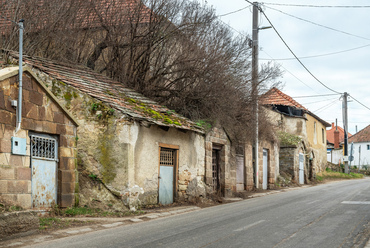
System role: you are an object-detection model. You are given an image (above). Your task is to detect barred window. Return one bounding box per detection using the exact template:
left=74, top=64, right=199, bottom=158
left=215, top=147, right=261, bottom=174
left=30, top=135, right=57, bottom=160
left=160, top=148, right=176, bottom=166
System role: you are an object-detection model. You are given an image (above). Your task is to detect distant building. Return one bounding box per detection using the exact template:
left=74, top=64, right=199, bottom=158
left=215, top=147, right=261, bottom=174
left=348, top=124, right=370, bottom=168
left=326, top=122, right=352, bottom=164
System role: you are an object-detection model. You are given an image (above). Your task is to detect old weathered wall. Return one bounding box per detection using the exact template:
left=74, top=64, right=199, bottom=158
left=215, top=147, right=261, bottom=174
left=0, top=69, right=77, bottom=208
left=244, top=140, right=279, bottom=190
left=266, top=107, right=307, bottom=139
left=306, top=114, right=328, bottom=172
left=35, top=68, right=205, bottom=207
left=205, top=127, right=233, bottom=197
left=134, top=124, right=205, bottom=204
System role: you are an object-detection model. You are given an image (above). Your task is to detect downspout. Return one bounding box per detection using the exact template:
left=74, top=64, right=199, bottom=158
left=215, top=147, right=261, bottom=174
left=15, top=19, right=24, bottom=133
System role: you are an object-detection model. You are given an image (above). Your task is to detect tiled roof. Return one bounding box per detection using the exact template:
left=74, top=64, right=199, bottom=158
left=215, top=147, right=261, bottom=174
left=327, top=122, right=352, bottom=144
left=262, top=87, right=308, bottom=111
left=262, top=87, right=330, bottom=127
left=0, top=0, right=152, bottom=34
left=4, top=50, right=203, bottom=133
left=349, top=124, right=370, bottom=143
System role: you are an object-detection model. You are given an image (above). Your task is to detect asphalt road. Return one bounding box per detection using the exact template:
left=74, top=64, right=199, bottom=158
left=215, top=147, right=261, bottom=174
left=25, top=178, right=370, bottom=248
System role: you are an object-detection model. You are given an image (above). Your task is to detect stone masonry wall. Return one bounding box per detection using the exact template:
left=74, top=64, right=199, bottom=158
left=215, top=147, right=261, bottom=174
left=0, top=70, right=77, bottom=208
left=205, top=127, right=233, bottom=197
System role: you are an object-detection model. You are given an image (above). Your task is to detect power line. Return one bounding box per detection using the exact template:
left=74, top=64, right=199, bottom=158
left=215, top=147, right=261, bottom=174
left=264, top=5, right=370, bottom=41
left=293, top=93, right=340, bottom=98
left=301, top=97, right=339, bottom=105
left=252, top=2, right=342, bottom=95
left=219, top=6, right=250, bottom=17
left=262, top=3, right=370, bottom=8
left=349, top=94, right=370, bottom=111
left=313, top=98, right=339, bottom=113
left=260, top=43, right=370, bottom=60
left=0, top=15, right=17, bottom=25
left=261, top=49, right=318, bottom=93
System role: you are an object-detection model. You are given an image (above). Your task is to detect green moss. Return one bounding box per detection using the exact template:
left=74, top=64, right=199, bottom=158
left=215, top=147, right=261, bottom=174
left=64, top=92, right=73, bottom=102
left=98, top=132, right=116, bottom=184
left=164, top=117, right=173, bottom=124
left=104, top=90, right=115, bottom=96
left=278, top=131, right=302, bottom=146
left=196, top=120, right=212, bottom=130
left=174, top=121, right=181, bottom=126
left=51, top=80, right=62, bottom=97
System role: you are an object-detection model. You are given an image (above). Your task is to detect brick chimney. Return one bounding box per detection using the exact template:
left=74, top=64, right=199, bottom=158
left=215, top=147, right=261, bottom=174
left=334, top=128, right=340, bottom=149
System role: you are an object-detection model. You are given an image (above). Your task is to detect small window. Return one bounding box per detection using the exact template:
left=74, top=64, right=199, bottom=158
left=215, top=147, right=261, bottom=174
left=322, top=128, right=325, bottom=144
left=367, top=145, right=370, bottom=150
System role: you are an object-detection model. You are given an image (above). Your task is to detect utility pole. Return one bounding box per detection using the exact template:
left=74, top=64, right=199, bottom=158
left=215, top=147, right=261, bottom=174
left=252, top=2, right=259, bottom=189
left=343, top=92, right=349, bottom=173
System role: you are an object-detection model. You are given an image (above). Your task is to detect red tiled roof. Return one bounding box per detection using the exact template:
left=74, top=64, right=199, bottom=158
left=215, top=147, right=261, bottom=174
left=262, top=87, right=331, bottom=127
left=327, top=122, right=352, bottom=144
left=4, top=50, right=203, bottom=133
left=262, top=87, right=308, bottom=111
left=349, top=124, right=370, bottom=143
left=0, top=0, right=152, bottom=34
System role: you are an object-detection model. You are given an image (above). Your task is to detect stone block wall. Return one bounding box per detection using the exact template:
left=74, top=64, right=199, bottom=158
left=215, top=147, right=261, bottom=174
left=0, top=70, right=78, bottom=208
left=205, top=126, right=233, bottom=197
left=279, top=146, right=297, bottom=181
left=244, top=140, right=279, bottom=190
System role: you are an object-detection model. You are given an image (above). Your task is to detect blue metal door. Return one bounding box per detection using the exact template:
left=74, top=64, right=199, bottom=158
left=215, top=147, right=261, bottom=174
left=299, top=153, right=304, bottom=184
left=158, top=147, right=177, bottom=205
left=159, top=166, right=174, bottom=205
left=31, top=135, right=58, bottom=208
left=263, top=149, right=268, bottom=190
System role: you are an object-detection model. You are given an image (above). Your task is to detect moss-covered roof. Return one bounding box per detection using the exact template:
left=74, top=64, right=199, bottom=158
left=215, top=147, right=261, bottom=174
left=4, top=50, right=203, bottom=133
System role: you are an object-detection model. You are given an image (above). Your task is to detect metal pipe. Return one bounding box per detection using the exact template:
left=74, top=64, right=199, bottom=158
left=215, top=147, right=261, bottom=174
left=15, top=20, right=24, bottom=133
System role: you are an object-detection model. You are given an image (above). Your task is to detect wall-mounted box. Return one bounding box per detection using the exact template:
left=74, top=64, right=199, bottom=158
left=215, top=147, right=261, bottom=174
left=11, top=137, right=27, bottom=155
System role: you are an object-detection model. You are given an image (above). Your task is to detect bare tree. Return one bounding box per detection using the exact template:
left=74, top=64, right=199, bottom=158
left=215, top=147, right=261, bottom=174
left=0, top=0, right=281, bottom=141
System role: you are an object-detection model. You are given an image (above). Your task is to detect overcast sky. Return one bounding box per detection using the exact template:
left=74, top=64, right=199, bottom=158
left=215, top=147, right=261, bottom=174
left=204, top=0, right=370, bottom=134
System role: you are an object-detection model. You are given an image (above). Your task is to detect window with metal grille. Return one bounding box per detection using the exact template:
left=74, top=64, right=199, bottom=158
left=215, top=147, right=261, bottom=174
left=160, top=148, right=176, bottom=166
left=212, top=149, right=219, bottom=192
left=30, top=135, right=57, bottom=160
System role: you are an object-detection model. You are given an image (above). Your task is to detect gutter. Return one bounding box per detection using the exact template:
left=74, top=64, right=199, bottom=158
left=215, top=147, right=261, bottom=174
left=15, top=20, right=24, bottom=133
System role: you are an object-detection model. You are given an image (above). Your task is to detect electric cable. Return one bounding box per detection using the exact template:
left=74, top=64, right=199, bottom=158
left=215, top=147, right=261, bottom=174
left=219, top=6, right=250, bottom=17
left=260, top=43, right=370, bottom=60
left=349, top=94, right=370, bottom=111
left=313, top=98, right=340, bottom=113
left=0, top=15, right=17, bottom=25
left=264, top=5, right=370, bottom=41
left=300, top=97, right=339, bottom=105
left=292, top=93, right=342, bottom=98
left=246, top=1, right=342, bottom=95
left=262, top=3, right=370, bottom=8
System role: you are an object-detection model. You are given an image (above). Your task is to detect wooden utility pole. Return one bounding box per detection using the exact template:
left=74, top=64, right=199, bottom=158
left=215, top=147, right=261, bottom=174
left=343, top=92, right=349, bottom=173
left=252, top=2, right=259, bottom=188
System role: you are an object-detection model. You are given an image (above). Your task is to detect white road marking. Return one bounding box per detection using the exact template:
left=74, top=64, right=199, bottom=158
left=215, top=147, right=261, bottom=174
left=307, top=200, right=320, bottom=205
left=342, top=201, right=370, bottom=205
left=234, top=220, right=266, bottom=232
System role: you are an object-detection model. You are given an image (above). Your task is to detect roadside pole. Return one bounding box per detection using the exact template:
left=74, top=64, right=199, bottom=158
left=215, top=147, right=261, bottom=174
left=343, top=92, right=349, bottom=173
left=252, top=2, right=259, bottom=188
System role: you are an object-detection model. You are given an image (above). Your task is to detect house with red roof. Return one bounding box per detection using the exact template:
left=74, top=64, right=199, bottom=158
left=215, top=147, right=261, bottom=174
left=349, top=124, right=370, bottom=168
left=262, top=87, right=331, bottom=184
left=326, top=122, right=352, bottom=164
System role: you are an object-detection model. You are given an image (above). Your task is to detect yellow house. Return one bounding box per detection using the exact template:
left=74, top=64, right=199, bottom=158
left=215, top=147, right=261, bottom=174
left=263, top=88, right=330, bottom=184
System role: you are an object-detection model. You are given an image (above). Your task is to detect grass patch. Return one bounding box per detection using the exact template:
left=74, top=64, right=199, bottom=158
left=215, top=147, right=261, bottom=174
left=39, top=217, right=91, bottom=231
left=53, top=206, right=145, bottom=217
left=317, top=170, right=364, bottom=181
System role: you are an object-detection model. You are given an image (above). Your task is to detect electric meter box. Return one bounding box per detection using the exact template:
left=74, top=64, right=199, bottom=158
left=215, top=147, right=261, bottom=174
left=11, top=137, right=27, bottom=155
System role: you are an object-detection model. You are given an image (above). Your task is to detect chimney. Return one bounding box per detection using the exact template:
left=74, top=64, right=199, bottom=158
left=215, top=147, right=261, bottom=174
left=334, top=129, right=340, bottom=149
left=331, top=122, right=335, bottom=129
